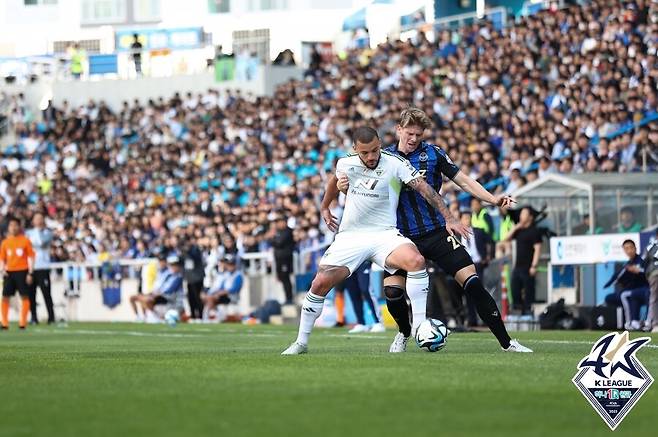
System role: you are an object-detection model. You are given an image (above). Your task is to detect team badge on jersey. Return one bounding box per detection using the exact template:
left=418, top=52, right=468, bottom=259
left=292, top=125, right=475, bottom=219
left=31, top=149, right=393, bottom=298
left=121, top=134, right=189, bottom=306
left=16, top=248, right=23, bottom=257
left=419, top=152, right=428, bottom=162
left=572, top=331, right=653, bottom=430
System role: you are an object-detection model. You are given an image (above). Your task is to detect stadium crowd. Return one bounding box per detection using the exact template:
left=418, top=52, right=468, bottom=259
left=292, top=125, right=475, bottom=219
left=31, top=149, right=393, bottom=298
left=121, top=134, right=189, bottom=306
left=0, top=0, right=656, bottom=281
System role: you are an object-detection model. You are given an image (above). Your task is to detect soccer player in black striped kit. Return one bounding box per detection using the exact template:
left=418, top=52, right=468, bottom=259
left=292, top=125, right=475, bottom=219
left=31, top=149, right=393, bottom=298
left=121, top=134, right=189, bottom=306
left=337, top=108, right=532, bottom=353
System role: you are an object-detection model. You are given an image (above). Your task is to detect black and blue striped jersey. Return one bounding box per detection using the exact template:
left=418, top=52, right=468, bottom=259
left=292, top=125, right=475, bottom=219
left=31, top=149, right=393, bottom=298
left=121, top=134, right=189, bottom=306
left=385, top=141, right=460, bottom=237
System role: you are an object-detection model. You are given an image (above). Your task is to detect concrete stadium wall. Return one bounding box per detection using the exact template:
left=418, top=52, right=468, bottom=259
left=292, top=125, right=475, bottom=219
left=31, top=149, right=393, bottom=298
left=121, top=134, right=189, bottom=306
left=51, top=66, right=303, bottom=110
left=3, top=66, right=303, bottom=114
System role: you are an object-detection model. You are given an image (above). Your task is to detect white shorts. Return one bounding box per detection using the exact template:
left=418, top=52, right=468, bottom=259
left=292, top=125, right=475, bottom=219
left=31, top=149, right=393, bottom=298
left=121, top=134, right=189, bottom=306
left=319, top=229, right=414, bottom=275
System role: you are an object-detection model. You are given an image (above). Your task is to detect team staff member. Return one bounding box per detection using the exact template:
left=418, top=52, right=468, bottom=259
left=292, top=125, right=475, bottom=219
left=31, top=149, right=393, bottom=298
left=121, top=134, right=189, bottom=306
left=505, top=207, right=543, bottom=316
left=26, top=213, right=55, bottom=324
left=270, top=216, right=295, bottom=304
left=0, top=217, right=36, bottom=330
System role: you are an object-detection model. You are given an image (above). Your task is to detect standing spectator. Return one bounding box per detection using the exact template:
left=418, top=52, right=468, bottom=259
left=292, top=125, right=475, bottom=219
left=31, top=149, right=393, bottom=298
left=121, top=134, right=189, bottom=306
left=604, top=240, right=650, bottom=330
left=130, top=34, right=143, bottom=76
left=495, top=205, right=515, bottom=257
left=183, top=237, right=205, bottom=320
left=506, top=207, right=543, bottom=316
left=643, top=228, right=658, bottom=332
left=271, top=216, right=295, bottom=304
left=68, top=43, right=85, bottom=80
left=308, top=44, right=322, bottom=75
left=470, top=198, right=494, bottom=241
left=25, top=213, right=55, bottom=324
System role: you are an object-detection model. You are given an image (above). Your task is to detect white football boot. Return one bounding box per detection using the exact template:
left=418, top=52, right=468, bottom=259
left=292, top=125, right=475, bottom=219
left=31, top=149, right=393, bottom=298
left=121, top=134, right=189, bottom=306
left=348, top=324, right=370, bottom=334
left=369, top=322, right=386, bottom=333
left=389, top=332, right=409, bottom=353
left=281, top=342, right=308, bottom=355
left=502, top=339, right=533, bottom=353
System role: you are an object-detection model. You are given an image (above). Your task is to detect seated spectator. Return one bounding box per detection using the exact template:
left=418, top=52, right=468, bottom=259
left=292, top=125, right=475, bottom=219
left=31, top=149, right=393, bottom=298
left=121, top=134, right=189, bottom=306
left=201, top=254, right=243, bottom=322
left=618, top=207, right=643, bottom=233
left=130, top=253, right=167, bottom=322
left=142, top=255, right=184, bottom=323
left=604, top=240, right=650, bottom=330
left=583, top=214, right=604, bottom=235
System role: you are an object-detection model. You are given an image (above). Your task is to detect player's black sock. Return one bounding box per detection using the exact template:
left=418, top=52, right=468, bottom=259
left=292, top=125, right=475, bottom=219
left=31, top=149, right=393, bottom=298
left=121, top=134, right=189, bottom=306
left=463, top=275, right=511, bottom=349
left=384, top=286, right=412, bottom=337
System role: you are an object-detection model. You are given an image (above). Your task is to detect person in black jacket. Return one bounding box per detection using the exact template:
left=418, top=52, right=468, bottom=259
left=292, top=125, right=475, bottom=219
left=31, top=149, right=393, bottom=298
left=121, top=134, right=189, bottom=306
left=604, top=239, right=650, bottom=330
left=505, top=207, right=543, bottom=316
left=183, top=237, right=205, bottom=319
left=270, top=216, right=295, bottom=304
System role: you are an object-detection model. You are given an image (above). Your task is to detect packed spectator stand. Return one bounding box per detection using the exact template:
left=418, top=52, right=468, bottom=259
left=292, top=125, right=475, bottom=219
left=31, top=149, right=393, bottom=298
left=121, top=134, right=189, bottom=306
left=0, top=0, right=656, bottom=282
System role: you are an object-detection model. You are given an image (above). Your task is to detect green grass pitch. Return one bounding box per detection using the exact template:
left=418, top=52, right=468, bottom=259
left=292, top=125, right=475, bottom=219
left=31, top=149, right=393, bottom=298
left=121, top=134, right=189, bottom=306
left=0, top=323, right=656, bottom=437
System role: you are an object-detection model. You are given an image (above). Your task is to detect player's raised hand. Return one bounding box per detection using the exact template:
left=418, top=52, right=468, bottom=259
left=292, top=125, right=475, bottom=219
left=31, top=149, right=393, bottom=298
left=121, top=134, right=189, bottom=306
left=336, top=173, right=349, bottom=193
left=495, top=194, right=517, bottom=208
left=445, top=219, right=472, bottom=239
left=321, top=207, right=340, bottom=232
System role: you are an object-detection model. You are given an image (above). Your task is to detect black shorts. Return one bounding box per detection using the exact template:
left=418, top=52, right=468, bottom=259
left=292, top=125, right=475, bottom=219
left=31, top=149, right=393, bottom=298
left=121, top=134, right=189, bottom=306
left=384, top=228, right=473, bottom=279
left=216, top=294, right=231, bottom=304
left=153, top=295, right=171, bottom=305
left=3, top=270, right=29, bottom=297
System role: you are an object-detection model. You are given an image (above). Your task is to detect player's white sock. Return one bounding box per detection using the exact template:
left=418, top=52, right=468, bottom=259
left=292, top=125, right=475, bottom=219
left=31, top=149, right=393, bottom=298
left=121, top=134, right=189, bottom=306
left=407, top=270, right=429, bottom=334
left=295, top=292, right=325, bottom=345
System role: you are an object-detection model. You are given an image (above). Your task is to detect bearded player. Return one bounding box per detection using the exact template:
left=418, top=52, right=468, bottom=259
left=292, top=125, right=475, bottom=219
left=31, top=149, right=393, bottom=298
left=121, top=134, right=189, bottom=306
left=336, top=108, right=532, bottom=353
left=282, top=126, right=469, bottom=355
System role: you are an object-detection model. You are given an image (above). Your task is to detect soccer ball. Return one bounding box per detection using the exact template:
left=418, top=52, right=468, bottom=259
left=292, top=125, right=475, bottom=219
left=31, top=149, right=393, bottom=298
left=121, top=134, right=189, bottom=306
left=415, top=318, right=449, bottom=352
left=164, top=309, right=180, bottom=327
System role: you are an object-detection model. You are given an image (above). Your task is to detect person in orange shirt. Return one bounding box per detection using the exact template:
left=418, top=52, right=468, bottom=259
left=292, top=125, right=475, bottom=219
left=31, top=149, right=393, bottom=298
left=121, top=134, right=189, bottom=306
left=0, top=217, right=35, bottom=330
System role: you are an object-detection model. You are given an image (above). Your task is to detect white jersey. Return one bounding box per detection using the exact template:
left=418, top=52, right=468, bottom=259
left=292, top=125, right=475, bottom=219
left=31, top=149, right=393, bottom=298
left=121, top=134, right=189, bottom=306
left=335, top=151, right=419, bottom=233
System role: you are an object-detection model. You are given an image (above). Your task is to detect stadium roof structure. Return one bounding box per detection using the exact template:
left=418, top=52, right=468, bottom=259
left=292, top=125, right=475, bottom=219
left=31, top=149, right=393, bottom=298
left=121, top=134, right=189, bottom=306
left=512, top=173, right=658, bottom=235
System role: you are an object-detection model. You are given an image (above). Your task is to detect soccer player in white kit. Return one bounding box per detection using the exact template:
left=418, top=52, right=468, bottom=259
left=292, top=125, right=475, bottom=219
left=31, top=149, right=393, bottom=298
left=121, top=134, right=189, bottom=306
left=282, top=127, right=469, bottom=355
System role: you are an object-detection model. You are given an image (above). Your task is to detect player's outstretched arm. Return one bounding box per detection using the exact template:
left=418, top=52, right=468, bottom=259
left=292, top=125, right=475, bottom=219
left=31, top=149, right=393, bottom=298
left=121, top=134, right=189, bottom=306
left=320, top=174, right=340, bottom=232
left=407, top=178, right=472, bottom=238
left=452, top=171, right=515, bottom=208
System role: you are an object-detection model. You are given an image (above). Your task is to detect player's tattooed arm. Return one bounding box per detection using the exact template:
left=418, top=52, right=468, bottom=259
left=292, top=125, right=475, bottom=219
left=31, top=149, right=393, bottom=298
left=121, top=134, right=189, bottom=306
left=407, top=177, right=472, bottom=238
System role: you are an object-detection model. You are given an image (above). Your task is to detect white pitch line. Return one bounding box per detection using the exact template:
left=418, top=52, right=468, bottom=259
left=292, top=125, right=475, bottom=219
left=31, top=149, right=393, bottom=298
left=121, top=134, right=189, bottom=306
left=437, top=336, right=658, bottom=350
left=31, top=328, right=658, bottom=349
left=34, top=328, right=208, bottom=339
